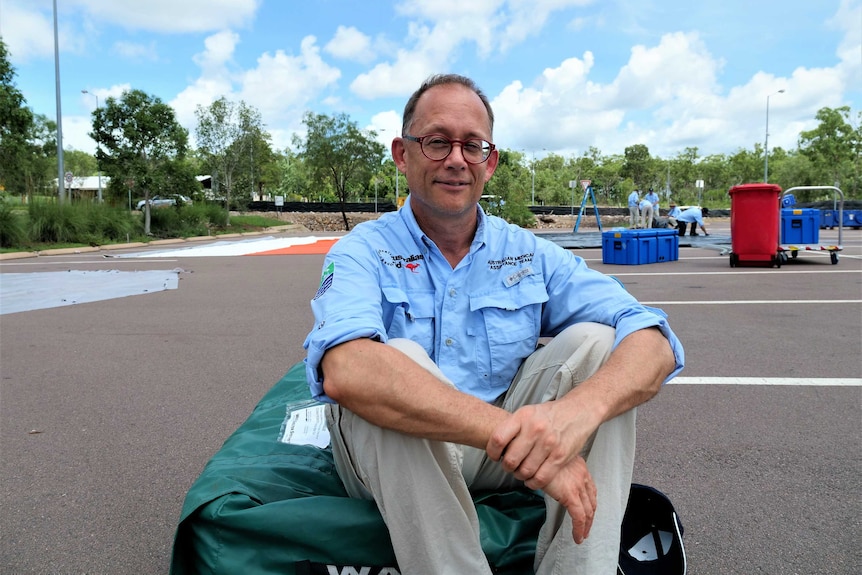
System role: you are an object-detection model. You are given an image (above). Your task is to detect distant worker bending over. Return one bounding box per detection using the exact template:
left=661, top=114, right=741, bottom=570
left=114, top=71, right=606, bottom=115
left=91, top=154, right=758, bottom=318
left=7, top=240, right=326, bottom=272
left=676, top=206, right=710, bottom=236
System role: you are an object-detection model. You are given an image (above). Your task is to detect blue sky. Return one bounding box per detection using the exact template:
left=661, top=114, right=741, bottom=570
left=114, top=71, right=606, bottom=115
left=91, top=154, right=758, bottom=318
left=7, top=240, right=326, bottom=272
left=2, top=0, right=860, bottom=161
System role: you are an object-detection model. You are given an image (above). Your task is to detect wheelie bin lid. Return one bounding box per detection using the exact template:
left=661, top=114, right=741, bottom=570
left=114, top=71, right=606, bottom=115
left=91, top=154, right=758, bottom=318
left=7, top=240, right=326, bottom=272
left=728, top=183, right=782, bottom=195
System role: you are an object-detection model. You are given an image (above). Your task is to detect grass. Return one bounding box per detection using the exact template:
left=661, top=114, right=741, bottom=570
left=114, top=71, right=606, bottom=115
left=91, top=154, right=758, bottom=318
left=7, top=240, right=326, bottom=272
left=0, top=200, right=294, bottom=253
left=226, top=214, right=290, bottom=230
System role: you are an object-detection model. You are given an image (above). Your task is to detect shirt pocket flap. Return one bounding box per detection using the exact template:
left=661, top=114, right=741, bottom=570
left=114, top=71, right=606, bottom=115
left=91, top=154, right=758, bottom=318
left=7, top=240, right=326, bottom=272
left=468, top=275, right=549, bottom=313
left=382, top=286, right=435, bottom=319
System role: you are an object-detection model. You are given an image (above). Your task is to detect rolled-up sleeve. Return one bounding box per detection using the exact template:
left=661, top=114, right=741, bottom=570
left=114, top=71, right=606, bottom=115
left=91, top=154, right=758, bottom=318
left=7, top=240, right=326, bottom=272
left=540, top=246, right=685, bottom=383
left=303, top=238, right=387, bottom=402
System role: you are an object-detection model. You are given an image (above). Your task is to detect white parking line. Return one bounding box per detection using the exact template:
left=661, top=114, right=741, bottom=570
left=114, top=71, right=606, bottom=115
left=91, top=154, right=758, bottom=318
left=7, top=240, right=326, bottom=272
left=669, top=377, right=861, bottom=386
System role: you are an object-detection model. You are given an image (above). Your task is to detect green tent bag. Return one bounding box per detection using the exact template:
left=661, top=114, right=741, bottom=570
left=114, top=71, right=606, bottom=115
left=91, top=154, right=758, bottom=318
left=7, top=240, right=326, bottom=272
left=170, top=362, right=545, bottom=575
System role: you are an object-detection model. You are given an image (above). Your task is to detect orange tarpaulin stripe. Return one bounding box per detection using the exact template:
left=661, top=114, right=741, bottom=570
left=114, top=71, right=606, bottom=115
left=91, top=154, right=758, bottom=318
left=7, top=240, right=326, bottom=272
left=248, top=238, right=339, bottom=256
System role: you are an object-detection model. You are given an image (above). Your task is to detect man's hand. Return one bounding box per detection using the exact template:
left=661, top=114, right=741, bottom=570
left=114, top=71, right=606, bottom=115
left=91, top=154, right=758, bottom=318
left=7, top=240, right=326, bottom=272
left=541, top=455, right=597, bottom=543
left=486, top=402, right=599, bottom=543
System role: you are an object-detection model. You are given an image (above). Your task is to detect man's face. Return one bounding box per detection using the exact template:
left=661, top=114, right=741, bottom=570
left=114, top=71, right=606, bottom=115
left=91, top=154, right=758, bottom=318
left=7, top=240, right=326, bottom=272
left=393, top=83, right=498, bottom=222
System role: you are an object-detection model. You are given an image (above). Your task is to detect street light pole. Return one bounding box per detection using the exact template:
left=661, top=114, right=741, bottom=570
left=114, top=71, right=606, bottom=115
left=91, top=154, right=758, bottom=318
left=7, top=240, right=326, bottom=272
left=53, top=0, right=65, bottom=203
left=380, top=127, right=401, bottom=207
left=81, top=90, right=103, bottom=202
left=530, top=152, right=535, bottom=206
left=764, top=89, right=785, bottom=183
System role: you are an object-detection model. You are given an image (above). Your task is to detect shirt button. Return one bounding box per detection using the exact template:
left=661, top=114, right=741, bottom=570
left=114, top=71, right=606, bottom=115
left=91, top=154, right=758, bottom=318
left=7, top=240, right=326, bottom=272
left=449, top=288, right=456, bottom=297
left=445, top=338, right=453, bottom=346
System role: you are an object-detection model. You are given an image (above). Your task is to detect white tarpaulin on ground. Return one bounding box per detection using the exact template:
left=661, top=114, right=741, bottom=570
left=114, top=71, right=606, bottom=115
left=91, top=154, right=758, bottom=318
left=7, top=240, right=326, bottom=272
left=0, top=269, right=181, bottom=315
left=107, top=236, right=339, bottom=258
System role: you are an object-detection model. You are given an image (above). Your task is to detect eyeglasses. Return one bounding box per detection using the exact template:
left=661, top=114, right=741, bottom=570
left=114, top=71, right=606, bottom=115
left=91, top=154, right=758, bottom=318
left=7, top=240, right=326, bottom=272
left=403, top=134, right=495, bottom=164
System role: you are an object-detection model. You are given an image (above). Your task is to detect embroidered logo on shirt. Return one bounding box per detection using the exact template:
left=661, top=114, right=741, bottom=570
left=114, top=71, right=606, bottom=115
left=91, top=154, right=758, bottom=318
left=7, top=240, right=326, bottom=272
left=405, top=262, right=420, bottom=273
left=487, top=252, right=534, bottom=270
left=377, top=249, right=425, bottom=270
left=313, top=262, right=334, bottom=300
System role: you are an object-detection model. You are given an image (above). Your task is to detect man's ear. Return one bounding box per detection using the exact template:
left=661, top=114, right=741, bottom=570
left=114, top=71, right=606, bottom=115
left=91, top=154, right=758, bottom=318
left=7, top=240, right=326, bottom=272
left=391, top=138, right=407, bottom=174
left=483, top=148, right=499, bottom=183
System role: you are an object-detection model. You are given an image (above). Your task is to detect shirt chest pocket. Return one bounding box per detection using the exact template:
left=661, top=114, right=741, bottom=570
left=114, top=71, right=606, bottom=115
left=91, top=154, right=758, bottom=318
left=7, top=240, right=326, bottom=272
left=468, top=276, right=549, bottom=379
left=382, top=287, right=436, bottom=356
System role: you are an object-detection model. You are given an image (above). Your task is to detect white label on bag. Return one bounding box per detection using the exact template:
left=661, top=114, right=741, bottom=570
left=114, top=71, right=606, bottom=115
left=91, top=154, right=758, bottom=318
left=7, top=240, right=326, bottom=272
left=280, top=404, right=330, bottom=448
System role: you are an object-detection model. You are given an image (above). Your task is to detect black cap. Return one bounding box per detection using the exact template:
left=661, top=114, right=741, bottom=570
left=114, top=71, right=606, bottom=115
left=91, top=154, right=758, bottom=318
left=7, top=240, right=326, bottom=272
left=618, top=484, right=686, bottom=575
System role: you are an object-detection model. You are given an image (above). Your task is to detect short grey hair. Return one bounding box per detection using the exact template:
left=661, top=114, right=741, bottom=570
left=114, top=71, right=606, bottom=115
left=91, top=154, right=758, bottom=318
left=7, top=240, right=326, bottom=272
left=401, top=74, right=494, bottom=136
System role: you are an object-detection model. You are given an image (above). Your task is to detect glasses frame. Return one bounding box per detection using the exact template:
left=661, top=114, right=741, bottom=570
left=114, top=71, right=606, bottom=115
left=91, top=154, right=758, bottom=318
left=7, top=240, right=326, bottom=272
left=403, top=134, right=496, bottom=164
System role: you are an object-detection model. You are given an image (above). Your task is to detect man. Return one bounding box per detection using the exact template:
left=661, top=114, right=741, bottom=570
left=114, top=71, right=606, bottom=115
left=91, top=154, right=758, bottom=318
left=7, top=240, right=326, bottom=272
left=627, top=189, right=640, bottom=228
left=645, top=188, right=660, bottom=228
left=676, top=206, right=710, bottom=236
left=639, top=197, right=654, bottom=229
left=304, top=74, right=684, bottom=575
left=667, top=201, right=682, bottom=227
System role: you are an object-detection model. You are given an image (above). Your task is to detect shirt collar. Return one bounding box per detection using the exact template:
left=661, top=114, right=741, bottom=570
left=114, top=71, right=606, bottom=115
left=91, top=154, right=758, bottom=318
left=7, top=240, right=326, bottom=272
left=398, top=195, right=487, bottom=255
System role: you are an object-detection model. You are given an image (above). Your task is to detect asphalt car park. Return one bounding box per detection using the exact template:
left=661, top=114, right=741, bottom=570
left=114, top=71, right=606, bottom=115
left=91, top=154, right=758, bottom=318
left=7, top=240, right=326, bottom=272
left=1, top=221, right=860, bottom=574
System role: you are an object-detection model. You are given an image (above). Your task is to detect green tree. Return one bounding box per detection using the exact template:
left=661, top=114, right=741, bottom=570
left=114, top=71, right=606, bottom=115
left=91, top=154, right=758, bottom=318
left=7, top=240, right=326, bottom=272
left=798, top=106, right=860, bottom=194
left=24, top=114, right=58, bottom=200
left=483, top=149, right=534, bottom=226
left=621, top=144, right=653, bottom=190
left=63, top=149, right=97, bottom=177
left=295, top=113, right=385, bottom=230
left=195, top=97, right=265, bottom=221
left=90, top=89, right=192, bottom=234
left=0, top=38, right=37, bottom=196
left=232, top=124, right=276, bottom=206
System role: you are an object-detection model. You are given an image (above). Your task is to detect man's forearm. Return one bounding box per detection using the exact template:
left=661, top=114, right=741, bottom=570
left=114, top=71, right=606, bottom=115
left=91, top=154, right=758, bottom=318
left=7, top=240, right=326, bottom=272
left=321, top=338, right=506, bottom=448
left=557, top=327, right=675, bottom=425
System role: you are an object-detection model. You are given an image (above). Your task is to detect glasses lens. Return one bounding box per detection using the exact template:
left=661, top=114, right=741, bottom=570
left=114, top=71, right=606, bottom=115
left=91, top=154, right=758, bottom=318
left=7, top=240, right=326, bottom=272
left=419, top=136, right=492, bottom=163
left=462, top=140, right=491, bottom=163
left=420, top=136, right=450, bottom=160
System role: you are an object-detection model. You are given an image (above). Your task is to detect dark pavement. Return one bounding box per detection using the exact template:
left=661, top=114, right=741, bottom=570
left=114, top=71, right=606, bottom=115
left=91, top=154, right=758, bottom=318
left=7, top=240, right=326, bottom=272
left=1, top=223, right=860, bottom=574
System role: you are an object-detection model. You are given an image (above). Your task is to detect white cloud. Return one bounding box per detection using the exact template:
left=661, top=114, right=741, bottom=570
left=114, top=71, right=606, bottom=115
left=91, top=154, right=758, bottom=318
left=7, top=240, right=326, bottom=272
left=71, top=0, right=260, bottom=33
left=325, top=26, right=375, bottom=63
left=367, top=110, right=404, bottom=148
left=238, top=36, right=342, bottom=124
left=830, top=0, right=862, bottom=100
left=499, top=0, right=592, bottom=51
left=171, top=31, right=240, bottom=130
left=1, top=0, right=85, bottom=61
left=170, top=32, right=342, bottom=151
left=351, top=0, right=596, bottom=100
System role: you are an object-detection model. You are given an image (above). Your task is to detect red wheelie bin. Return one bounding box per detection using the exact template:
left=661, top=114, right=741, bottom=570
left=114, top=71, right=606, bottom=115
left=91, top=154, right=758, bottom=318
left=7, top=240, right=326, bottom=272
left=728, top=183, right=782, bottom=267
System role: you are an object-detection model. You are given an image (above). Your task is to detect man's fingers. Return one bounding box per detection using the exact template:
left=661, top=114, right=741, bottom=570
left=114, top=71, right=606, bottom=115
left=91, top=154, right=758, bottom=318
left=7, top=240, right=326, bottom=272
left=486, top=416, right=521, bottom=461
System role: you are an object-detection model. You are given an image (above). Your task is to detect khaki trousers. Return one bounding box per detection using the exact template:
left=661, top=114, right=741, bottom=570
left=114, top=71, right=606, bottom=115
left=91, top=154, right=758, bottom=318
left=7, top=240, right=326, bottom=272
left=327, top=322, right=636, bottom=575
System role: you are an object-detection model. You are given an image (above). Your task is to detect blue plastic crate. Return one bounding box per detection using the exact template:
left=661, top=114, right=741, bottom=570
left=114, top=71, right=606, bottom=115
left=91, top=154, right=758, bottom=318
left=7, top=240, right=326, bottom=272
left=820, top=209, right=839, bottom=229
left=842, top=210, right=862, bottom=228
left=602, top=230, right=671, bottom=265
left=780, top=208, right=819, bottom=244
left=655, top=229, right=680, bottom=262
left=602, top=230, right=639, bottom=265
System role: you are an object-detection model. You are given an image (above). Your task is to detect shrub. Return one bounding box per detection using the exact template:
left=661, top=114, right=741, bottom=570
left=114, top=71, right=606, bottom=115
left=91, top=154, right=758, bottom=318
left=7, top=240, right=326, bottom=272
left=148, top=203, right=210, bottom=238
left=27, top=201, right=88, bottom=244
left=81, top=203, right=139, bottom=244
left=204, top=203, right=228, bottom=227
left=0, top=200, right=28, bottom=248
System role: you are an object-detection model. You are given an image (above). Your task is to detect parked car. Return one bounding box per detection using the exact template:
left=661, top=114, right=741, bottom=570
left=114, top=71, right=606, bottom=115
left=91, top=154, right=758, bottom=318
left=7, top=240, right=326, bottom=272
left=136, top=195, right=192, bottom=211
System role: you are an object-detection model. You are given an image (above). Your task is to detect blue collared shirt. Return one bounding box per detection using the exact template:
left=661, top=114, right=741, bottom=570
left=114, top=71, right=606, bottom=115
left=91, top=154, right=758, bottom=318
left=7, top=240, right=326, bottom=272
left=677, top=207, right=704, bottom=225
left=304, top=196, right=685, bottom=403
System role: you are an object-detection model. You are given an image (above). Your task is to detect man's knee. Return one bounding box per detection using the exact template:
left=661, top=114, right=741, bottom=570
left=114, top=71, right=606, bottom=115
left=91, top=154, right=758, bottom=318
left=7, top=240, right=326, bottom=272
left=387, top=338, right=428, bottom=358
left=555, top=323, right=615, bottom=354
left=386, top=338, right=453, bottom=387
